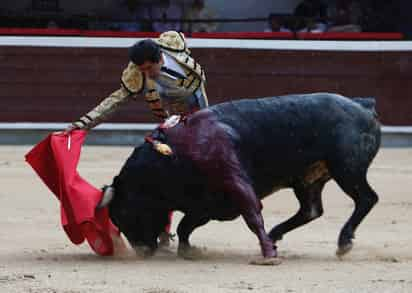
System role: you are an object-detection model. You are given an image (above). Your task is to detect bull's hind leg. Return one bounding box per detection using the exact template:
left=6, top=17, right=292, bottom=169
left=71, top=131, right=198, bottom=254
left=177, top=214, right=209, bottom=260
left=269, top=180, right=326, bottom=243
left=328, top=124, right=380, bottom=256
left=332, top=172, right=379, bottom=256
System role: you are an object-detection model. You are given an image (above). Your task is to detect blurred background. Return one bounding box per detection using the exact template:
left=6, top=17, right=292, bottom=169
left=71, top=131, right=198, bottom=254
left=0, top=0, right=410, bottom=36
left=0, top=0, right=411, bottom=145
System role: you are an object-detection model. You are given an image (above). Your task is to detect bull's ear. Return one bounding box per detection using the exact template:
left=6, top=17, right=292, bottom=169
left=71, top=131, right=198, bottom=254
left=97, top=185, right=115, bottom=208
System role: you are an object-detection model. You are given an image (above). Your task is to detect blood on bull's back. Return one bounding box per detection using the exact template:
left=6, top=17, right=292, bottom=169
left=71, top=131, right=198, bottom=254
left=209, top=93, right=380, bottom=195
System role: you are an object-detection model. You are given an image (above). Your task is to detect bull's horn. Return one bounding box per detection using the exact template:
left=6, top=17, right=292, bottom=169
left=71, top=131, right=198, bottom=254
left=97, top=185, right=115, bottom=208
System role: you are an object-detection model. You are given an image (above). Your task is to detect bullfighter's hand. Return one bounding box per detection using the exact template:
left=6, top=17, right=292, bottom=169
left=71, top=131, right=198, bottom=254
left=53, top=124, right=79, bottom=135
left=64, top=124, right=79, bottom=134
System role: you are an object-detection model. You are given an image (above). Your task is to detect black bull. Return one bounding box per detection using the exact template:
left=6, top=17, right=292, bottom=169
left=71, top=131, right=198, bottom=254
left=102, top=93, right=381, bottom=263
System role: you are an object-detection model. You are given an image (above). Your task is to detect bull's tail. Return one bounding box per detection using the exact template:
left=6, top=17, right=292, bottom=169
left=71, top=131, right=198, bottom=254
left=352, top=97, right=381, bottom=162
left=352, top=97, right=378, bottom=118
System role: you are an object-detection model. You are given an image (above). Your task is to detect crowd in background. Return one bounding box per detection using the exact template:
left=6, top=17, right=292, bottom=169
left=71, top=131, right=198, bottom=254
left=87, top=0, right=219, bottom=33
left=0, top=0, right=410, bottom=38
left=266, top=0, right=402, bottom=34
left=0, top=0, right=219, bottom=33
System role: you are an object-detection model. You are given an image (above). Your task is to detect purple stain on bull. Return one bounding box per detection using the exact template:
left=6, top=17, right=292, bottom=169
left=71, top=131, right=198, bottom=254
left=99, top=93, right=381, bottom=265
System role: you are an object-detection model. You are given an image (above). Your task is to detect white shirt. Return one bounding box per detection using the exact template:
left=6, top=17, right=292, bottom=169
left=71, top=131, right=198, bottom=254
left=155, top=52, right=190, bottom=99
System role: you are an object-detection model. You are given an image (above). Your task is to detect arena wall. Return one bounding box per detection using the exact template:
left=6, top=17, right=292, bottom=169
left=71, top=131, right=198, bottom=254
left=1, top=37, right=411, bottom=125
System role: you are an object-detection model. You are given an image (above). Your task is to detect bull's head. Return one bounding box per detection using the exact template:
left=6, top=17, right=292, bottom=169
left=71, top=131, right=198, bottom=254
left=98, top=145, right=174, bottom=256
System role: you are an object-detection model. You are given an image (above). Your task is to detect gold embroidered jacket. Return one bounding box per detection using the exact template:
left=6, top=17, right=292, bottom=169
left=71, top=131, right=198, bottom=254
left=73, top=31, right=207, bottom=130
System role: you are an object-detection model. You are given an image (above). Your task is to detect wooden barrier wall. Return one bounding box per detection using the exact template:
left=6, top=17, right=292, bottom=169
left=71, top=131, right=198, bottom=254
left=1, top=46, right=411, bottom=125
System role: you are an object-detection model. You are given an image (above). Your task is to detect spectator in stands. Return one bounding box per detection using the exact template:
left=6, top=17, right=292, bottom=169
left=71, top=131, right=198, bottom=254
left=182, top=0, right=218, bottom=33
left=359, top=0, right=398, bottom=33
left=399, top=0, right=412, bottom=39
left=47, top=20, right=59, bottom=29
left=293, top=0, right=328, bottom=32
left=150, top=0, right=182, bottom=32
left=294, top=0, right=327, bottom=19
left=264, top=13, right=292, bottom=32
left=327, top=0, right=362, bottom=32
left=100, top=0, right=143, bottom=32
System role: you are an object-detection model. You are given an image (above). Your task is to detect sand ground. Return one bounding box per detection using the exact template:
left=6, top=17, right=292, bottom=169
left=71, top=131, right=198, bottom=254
left=0, top=145, right=411, bottom=293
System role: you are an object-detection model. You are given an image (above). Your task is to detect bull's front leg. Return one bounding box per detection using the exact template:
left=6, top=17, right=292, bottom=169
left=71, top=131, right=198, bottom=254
left=222, top=174, right=281, bottom=265
left=177, top=214, right=209, bottom=260
left=186, top=124, right=280, bottom=264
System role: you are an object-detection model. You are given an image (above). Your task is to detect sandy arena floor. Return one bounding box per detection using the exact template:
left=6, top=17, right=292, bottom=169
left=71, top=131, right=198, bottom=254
left=0, top=145, right=411, bottom=293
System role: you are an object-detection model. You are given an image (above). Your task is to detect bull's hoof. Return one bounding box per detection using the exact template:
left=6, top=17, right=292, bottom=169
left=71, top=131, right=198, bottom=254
left=158, top=232, right=172, bottom=248
left=177, top=244, right=205, bottom=260
left=249, top=257, right=282, bottom=266
left=336, top=242, right=353, bottom=258
left=268, top=231, right=283, bottom=242
left=133, top=245, right=155, bottom=258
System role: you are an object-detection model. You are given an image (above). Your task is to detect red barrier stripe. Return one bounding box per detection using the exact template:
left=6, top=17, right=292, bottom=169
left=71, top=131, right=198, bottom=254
left=297, top=32, right=404, bottom=40
left=83, top=30, right=159, bottom=38
left=0, top=28, right=82, bottom=36
left=0, top=28, right=404, bottom=40
left=0, top=28, right=160, bottom=38
left=190, top=31, right=295, bottom=39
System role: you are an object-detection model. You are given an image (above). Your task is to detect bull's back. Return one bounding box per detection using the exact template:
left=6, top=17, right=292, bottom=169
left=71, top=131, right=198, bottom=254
left=209, top=93, right=380, bottom=190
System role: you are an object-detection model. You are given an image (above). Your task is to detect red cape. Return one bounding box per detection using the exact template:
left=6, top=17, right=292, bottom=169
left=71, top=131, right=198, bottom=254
left=25, top=130, right=118, bottom=256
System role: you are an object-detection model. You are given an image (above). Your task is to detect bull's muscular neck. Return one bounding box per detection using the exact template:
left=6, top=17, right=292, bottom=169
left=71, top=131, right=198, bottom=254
left=124, top=143, right=204, bottom=210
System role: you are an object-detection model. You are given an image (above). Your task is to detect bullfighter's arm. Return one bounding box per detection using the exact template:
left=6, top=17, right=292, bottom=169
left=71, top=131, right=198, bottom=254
left=143, top=78, right=169, bottom=120
left=72, top=85, right=134, bottom=130
left=72, top=62, right=169, bottom=130
left=71, top=62, right=144, bottom=130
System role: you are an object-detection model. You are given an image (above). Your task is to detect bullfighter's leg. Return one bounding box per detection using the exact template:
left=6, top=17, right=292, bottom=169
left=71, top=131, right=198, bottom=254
left=177, top=214, right=209, bottom=259
left=332, top=172, right=378, bottom=256
left=268, top=180, right=326, bottom=243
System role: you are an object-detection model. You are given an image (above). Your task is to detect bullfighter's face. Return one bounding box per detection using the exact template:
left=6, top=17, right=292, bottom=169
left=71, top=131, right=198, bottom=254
left=138, top=55, right=163, bottom=79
